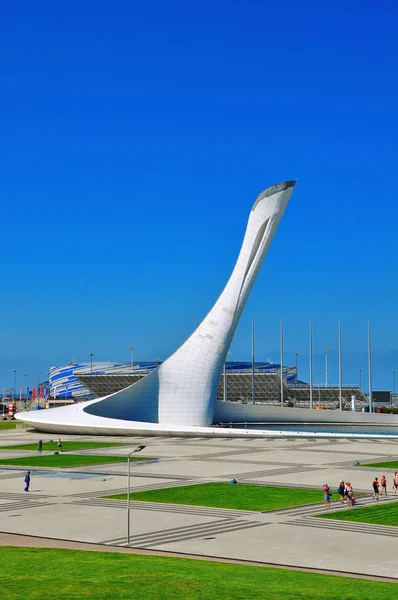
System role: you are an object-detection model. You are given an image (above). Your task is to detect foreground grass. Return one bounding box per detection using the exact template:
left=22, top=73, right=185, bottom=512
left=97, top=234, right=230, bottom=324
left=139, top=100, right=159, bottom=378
left=317, top=501, right=398, bottom=527
left=0, top=454, right=149, bottom=468
left=360, top=461, right=398, bottom=470
left=0, top=441, right=131, bottom=451
left=0, top=421, right=18, bottom=430
left=1, top=546, right=395, bottom=600
left=105, top=483, right=323, bottom=512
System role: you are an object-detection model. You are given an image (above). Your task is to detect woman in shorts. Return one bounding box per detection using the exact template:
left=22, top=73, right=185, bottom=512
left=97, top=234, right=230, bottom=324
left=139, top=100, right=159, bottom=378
left=347, top=486, right=355, bottom=506
left=344, top=481, right=351, bottom=498
left=345, top=482, right=353, bottom=506
left=322, top=483, right=331, bottom=508
left=380, top=474, right=387, bottom=496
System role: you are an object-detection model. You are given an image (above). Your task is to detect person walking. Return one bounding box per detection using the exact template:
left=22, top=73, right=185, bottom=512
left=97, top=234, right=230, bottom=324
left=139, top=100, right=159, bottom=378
left=322, top=483, right=331, bottom=508
left=24, top=470, right=31, bottom=492
left=38, top=439, right=43, bottom=453
left=344, top=481, right=351, bottom=501
left=57, top=438, right=62, bottom=452
left=337, top=480, right=345, bottom=503
left=372, top=477, right=380, bottom=500
left=393, top=472, right=398, bottom=495
left=380, top=474, right=387, bottom=496
left=344, top=482, right=353, bottom=506
left=346, top=485, right=356, bottom=506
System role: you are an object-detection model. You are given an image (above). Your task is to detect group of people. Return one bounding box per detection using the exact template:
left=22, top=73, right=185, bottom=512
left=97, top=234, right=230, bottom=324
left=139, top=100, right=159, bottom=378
left=322, top=481, right=356, bottom=508
left=337, top=481, right=356, bottom=506
left=371, top=472, right=398, bottom=499
left=322, top=472, right=398, bottom=507
left=37, top=438, right=62, bottom=453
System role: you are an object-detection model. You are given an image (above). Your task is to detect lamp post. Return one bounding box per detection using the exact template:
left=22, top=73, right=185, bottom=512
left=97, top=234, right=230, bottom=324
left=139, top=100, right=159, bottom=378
left=13, top=370, right=17, bottom=402
left=318, top=371, right=321, bottom=404
left=393, top=370, right=396, bottom=398
left=368, top=322, right=373, bottom=413
left=324, top=347, right=329, bottom=388
left=294, top=353, right=299, bottom=386
left=280, top=320, right=284, bottom=408
left=37, top=371, right=41, bottom=407
left=129, top=347, right=135, bottom=373
left=309, top=321, right=313, bottom=409
left=358, top=368, right=362, bottom=390
left=24, top=374, right=27, bottom=401
left=89, top=353, right=95, bottom=375
left=127, top=445, right=146, bottom=545
left=251, top=320, right=255, bottom=405
left=223, top=361, right=227, bottom=402
left=338, top=322, right=343, bottom=411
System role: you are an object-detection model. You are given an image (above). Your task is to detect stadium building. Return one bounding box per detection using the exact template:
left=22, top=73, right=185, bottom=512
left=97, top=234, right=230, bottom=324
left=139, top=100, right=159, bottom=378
left=49, top=360, right=297, bottom=399
left=49, top=360, right=367, bottom=411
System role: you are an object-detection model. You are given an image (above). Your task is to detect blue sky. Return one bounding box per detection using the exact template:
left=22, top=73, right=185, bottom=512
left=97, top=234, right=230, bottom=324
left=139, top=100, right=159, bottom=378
left=1, top=0, right=397, bottom=393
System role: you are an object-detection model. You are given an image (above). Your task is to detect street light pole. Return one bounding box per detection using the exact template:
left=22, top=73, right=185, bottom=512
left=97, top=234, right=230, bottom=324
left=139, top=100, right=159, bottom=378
left=129, top=347, right=135, bottom=373
left=223, top=361, right=227, bottom=402
left=280, top=320, right=284, bottom=408
left=127, top=452, right=131, bottom=545
left=251, top=320, right=255, bottom=405
left=309, top=321, right=313, bottom=410
left=358, top=368, right=362, bottom=390
left=318, top=372, right=321, bottom=404
left=13, top=370, right=17, bottom=402
left=89, top=353, right=95, bottom=375
left=393, top=370, right=396, bottom=398
left=37, top=371, right=41, bottom=407
left=294, top=353, right=299, bottom=387
left=24, top=374, right=27, bottom=400
left=324, top=347, right=329, bottom=388
left=368, top=321, right=373, bottom=413
left=127, top=445, right=146, bottom=545
left=338, top=322, right=343, bottom=411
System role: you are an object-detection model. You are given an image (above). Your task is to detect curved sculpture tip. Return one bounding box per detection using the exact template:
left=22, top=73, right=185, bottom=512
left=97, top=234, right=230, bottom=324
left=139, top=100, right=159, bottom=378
left=252, top=180, right=296, bottom=212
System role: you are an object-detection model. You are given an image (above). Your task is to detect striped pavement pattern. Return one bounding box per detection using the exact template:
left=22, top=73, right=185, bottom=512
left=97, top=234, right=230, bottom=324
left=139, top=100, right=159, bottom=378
left=101, top=518, right=269, bottom=548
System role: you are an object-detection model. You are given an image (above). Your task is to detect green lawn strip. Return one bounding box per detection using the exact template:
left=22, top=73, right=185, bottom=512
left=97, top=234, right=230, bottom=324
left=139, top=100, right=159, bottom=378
left=104, top=482, right=325, bottom=511
left=1, top=546, right=395, bottom=600
left=359, top=461, right=398, bottom=469
left=0, top=421, right=18, bottom=430
left=317, top=501, right=398, bottom=527
left=0, top=454, right=149, bottom=468
left=0, top=441, right=132, bottom=451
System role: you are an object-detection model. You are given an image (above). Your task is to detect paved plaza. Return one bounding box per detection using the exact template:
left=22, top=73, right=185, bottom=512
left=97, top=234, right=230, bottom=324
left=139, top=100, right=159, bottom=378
left=1, top=427, right=398, bottom=579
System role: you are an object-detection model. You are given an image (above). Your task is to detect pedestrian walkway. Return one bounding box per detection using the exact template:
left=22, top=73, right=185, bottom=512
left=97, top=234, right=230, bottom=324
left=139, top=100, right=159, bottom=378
left=1, top=431, right=398, bottom=578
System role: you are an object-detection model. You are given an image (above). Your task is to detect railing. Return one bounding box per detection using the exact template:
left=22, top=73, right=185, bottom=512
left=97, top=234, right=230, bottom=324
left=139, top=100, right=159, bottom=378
left=290, top=384, right=360, bottom=390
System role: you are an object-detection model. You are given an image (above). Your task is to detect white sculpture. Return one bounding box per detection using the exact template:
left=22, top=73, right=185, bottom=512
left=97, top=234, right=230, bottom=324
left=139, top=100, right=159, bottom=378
left=84, top=180, right=296, bottom=426
left=16, top=180, right=299, bottom=434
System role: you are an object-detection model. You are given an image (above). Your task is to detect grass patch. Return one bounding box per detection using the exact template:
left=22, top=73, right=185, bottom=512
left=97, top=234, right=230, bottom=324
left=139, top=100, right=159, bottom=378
left=0, top=455, right=149, bottom=468
left=0, top=421, right=18, bottom=429
left=360, top=461, right=398, bottom=470
left=0, top=546, right=396, bottom=600
left=105, top=482, right=324, bottom=512
left=0, top=441, right=131, bottom=451
left=317, top=501, right=398, bottom=527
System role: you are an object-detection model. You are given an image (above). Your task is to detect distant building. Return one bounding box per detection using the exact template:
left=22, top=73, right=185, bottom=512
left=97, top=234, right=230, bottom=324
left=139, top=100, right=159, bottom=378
left=49, top=361, right=297, bottom=399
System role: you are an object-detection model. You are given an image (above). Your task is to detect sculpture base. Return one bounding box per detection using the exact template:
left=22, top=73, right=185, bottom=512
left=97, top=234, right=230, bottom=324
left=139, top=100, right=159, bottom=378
left=14, top=399, right=398, bottom=438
